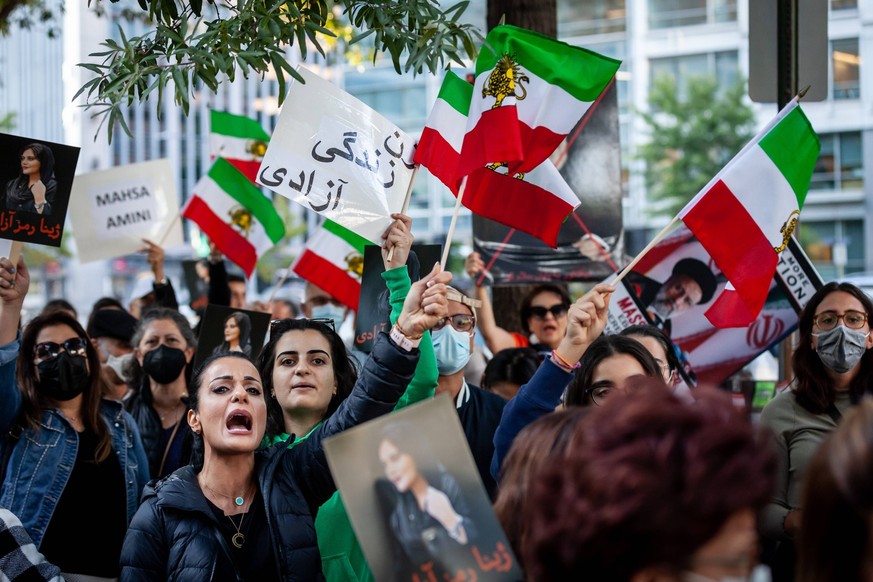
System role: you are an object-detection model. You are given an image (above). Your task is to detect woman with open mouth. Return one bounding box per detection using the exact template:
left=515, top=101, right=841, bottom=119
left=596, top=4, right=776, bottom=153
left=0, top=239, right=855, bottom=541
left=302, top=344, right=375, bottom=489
left=119, top=256, right=451, bottom=581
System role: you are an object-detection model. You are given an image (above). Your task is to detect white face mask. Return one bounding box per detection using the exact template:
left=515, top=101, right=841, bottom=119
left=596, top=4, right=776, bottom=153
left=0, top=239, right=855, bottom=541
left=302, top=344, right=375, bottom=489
left=311, top=304, right=346, bottom=327
left=683, top=564, right=772, bottom=582
left=431, top=325, right=472, bottom=375
left=105, top=352, right=134, bottom=381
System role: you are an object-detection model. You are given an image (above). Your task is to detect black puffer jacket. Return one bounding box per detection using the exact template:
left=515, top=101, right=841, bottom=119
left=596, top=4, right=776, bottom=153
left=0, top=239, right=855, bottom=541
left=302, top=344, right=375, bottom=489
left=119, top=332, right=419, bottom=581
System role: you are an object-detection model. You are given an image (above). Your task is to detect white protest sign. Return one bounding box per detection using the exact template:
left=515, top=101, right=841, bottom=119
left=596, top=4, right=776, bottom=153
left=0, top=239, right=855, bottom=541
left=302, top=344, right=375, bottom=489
left=257, top=66, right=417, bottom=244
left=69, top=159, right=183, bottom=263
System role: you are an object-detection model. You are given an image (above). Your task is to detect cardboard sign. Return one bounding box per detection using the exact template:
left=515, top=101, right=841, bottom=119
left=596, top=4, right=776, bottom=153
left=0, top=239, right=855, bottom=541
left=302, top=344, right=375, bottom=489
left=354, top=244, right=442, bottom=353
left=258, top=66, right=417, bottom=245
left=69, top=159, right=183, bottom=263
left=324, top=396, right=523, bottom=582
left=194, top=304, right=271, bottom=370
left=472, top=83, right=623, bottom=285
left=0, top=133, right=80, bottom=247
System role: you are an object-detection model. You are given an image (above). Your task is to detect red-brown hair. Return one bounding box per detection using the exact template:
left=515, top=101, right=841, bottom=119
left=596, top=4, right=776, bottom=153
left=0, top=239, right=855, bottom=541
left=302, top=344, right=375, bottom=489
left=524, top=382, right=777, bottom=581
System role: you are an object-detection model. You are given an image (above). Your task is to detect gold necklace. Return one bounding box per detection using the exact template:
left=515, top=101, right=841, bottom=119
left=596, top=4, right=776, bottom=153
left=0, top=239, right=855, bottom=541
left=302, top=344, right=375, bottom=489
left=227, top=512, right=246, bottom=548
left=204, top=481, right=254, bottom=508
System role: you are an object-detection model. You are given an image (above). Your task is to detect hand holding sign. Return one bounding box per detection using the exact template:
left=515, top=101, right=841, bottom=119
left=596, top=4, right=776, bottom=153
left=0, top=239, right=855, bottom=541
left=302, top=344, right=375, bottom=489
left=381, top=213, right=413, bottom=271
left=140, top=239, right=166, bottom=283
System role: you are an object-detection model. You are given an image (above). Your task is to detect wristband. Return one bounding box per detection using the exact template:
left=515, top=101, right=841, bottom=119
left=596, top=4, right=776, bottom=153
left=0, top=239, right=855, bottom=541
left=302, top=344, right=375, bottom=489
left=552, top=350, right=580, bottom=371
left=390, top=324, right=421, bottom=352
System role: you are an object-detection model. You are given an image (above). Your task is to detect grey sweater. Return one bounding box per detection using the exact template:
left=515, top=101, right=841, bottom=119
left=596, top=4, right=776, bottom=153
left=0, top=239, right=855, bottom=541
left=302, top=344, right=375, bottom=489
left=758, top=388, right=852, bottom=541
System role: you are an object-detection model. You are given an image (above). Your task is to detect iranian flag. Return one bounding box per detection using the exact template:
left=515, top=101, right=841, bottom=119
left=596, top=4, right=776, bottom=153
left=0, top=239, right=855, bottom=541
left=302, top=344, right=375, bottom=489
left=292, top=219, right=368, bottom=311
left=457, top=25, right=621, bottom=178
left=414, top=71, right=472, bottom=194
left=414, top=71, right=579, bottom=247
left=679, top=99, right=820, bottom=328
left=182, top=158, right=285, bottom=277
left=210, top=111, right=271, bottom=183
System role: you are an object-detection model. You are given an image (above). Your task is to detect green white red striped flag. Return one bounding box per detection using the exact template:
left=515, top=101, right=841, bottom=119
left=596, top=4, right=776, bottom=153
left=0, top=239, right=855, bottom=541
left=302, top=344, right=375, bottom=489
left=210, top=111, right=271, bottom=183
left=292, top=219, right=368, bottom=310
left=458, top=25, right=621, bottom=178
left=414, top=71, right=579, bottom=247
left=679, top=99, right=820, bottom=328
left=182, top=158, right=285, bottom=277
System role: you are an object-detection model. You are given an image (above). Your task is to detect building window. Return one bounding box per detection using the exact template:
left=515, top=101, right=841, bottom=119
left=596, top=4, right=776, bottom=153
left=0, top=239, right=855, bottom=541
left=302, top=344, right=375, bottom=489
left=558, top=0, right=626, bottom=37
left=810, top=132, right=863, bottom=191
left=649, top=51, right=738, bottom=101
left=832, top=38, right=860, bottom=100
left=649, top=0, right=736, bottom=29
left=802, top=220, right=865, bottom=278
left=831, top=0, right=857, bottom=10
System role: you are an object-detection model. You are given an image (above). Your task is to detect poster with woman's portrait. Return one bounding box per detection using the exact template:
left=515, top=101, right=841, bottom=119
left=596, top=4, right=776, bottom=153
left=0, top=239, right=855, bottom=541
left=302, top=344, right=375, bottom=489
left=0, top=133, right=80, bottom=247
left=324, top=395, right=522, bottom=582
left=194, top=304, right=271, bottom=370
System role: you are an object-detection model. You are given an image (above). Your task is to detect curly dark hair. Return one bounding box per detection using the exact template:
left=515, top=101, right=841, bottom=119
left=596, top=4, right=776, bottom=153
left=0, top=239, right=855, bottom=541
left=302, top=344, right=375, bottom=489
left=564, top=334, right=663, bottom=406
left=519, top=284, right=571, bottom=336
left=257, top=318, right=358, bottom=439
left=524, top=384, right=777, bottom=581
left=792, top=282, right=873, bottom=414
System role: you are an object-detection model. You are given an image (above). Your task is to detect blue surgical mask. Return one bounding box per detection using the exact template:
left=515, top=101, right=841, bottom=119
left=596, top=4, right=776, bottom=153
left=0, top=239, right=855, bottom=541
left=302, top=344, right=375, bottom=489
left=311, top=304, right=346, bottom=327
left=432, top=326, right=472, bottom=375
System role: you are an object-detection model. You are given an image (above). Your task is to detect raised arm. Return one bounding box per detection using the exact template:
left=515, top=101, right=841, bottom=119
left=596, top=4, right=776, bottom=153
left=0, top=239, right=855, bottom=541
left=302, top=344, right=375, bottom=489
left=141, top=239, right=179, bottom=311
left=291, top=263, right=452, bottom=506
left=491, top=283, right=614, bottom=479
left=465, top=252, right=518, bottom=353
left=381, top=213, right=438, bottom=408
left=0, top=255, right=29, bottom=434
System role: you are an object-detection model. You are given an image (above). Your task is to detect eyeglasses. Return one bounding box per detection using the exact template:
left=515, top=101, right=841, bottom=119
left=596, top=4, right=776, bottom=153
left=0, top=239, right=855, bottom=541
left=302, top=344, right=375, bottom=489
left=34, top=337, right=88, bottom=362
left=527, top=304, right=568, bottom=320
left=269, top=317, right=337, bottom=337
left=433, top=314, right=476, bottom=333
left=812, top=310, right=868, bottom=331
left=587, top=385, right=614, bottom=406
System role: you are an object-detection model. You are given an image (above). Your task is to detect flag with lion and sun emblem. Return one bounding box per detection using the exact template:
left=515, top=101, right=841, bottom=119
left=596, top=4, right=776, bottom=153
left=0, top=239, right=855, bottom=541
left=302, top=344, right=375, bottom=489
left=182, top=158, right=285, bottom=276
left=292, top=219, right=367, bottom=310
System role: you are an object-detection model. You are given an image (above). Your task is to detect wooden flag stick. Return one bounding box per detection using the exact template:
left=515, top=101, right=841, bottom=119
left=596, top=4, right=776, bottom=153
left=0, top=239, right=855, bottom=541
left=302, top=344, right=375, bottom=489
left=156, top=213, right=183, bottom=247
left=5, top=241, right=23, bottom=266
left=609, top=216, right=680, bottom=286
left=385, top=165, right=420, bottom=264
left=268, top=261, right=295, bottom=305
left=440, top=177, right=467, bottom=270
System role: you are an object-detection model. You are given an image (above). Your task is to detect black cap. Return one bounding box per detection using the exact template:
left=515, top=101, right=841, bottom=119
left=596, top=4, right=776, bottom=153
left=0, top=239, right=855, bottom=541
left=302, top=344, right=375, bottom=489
left=87, top=308, right=138, bottom=343
left=671, top=258, right=717, bottom=305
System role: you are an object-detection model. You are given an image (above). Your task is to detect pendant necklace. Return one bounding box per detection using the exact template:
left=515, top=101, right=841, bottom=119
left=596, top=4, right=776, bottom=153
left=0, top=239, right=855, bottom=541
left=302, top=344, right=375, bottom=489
left=227, top=513, right=246, bottom=548
left=204, top=481, right=251, bottom=507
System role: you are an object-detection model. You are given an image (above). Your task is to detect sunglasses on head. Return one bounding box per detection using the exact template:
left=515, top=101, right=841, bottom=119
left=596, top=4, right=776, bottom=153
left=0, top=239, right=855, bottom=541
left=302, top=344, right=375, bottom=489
left=527, top=304, right=568, bottom=320
left=269, top=317, right=337, bottom=337
left=34, top=337, right=88, bottom=362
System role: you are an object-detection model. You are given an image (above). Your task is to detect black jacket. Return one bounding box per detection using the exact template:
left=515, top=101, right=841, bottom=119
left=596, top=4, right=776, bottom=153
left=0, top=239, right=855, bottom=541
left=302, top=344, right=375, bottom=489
left=126, top=384, right=193, bottom=479
left=119, top=332, right=419, bottom=581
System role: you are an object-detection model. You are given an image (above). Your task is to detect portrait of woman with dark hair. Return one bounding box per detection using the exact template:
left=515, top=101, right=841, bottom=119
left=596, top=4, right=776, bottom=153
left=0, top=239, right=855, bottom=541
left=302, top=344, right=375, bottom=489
left=212, top=311, right=252, bottom=357
left=376, top=421, right=477, bottom=579
left=5, top=143, right=57, bottom=215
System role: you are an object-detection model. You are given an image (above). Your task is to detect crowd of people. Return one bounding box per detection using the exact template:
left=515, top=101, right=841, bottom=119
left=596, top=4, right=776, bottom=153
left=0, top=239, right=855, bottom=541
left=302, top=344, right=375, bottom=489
left=1, top=213, right=872, bottom=582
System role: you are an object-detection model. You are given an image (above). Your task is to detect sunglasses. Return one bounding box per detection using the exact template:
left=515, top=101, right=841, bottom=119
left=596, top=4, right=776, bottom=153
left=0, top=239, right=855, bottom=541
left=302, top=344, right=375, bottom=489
left=433, top=314, right=476, bottom=333
left=34, top=337, right=88, bottom=362
left=527, top=304, right=569, bottom=320
left=269, top=317, right=337, bottom=336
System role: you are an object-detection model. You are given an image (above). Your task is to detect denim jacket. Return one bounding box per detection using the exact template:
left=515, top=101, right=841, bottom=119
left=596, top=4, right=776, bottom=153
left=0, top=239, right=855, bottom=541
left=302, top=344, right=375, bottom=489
left=0, top=335, right=150, bottom=548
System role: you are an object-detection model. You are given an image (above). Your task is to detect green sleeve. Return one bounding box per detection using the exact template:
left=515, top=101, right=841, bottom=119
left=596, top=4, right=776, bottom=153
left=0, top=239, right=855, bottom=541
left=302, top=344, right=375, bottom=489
left=382, top=266, right=437, bottom=409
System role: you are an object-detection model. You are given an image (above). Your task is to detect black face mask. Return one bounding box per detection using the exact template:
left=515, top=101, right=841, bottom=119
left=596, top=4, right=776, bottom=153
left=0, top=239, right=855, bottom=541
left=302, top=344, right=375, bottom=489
left=37, top=352, right=90, bottom=401
left=142, top=345, right=188, bottom=385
